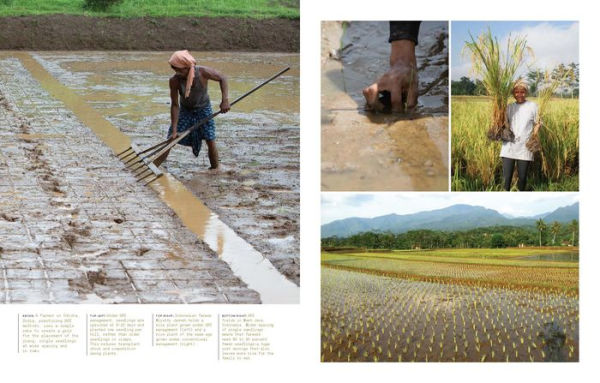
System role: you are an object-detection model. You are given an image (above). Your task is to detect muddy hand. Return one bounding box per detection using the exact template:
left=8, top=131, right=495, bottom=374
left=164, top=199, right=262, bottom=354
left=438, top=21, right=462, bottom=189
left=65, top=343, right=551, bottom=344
left=363, top=62, right=418, bottom=113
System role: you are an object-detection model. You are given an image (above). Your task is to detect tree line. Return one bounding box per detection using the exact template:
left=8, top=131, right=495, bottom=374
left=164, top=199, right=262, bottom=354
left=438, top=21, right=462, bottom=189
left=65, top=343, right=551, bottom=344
left=452, top=63, right=579, bottom=97
left=321, top=221, right=578, bottom=250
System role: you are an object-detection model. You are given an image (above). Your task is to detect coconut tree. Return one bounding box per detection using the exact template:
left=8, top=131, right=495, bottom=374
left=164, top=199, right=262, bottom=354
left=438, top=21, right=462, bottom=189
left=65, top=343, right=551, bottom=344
left=569, top=219, right=578, bottom=246
left=536, top=219, right=547, bottom=247
left=550, top=221, right=561, bottom=245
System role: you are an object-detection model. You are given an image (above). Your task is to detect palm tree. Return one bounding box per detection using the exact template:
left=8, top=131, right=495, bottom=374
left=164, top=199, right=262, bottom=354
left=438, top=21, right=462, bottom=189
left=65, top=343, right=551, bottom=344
left=569, top=219, right=578, bottom=246
left=536, top=219, right=547, bottom=247
left=550, top=221, right=561, bottom=245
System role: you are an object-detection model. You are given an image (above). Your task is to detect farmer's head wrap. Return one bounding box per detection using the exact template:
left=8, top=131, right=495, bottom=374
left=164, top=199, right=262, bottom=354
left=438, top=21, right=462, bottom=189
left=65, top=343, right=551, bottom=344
left=169, top=50, right=196, bottom=98
left=513, top=78, right=529, bottom=93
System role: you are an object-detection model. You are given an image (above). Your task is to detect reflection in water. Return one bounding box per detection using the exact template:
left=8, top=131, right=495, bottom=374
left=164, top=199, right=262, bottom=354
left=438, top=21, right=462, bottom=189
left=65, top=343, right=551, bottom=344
left=18, top=51, right=299, bottom=304
left=153, top=175, right=298, bottom=304
left=518, top=253, right=579, bottom=262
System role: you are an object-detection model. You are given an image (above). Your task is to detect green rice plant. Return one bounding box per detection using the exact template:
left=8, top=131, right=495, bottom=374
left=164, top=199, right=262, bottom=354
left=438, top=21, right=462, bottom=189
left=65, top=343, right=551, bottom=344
left=452, top=96, right=578, bottom=191
left=527, top=70, right=573, bottom=154
left=462, top=29, right=532, bottom=141
left=321, top=266, right=578, bottom=362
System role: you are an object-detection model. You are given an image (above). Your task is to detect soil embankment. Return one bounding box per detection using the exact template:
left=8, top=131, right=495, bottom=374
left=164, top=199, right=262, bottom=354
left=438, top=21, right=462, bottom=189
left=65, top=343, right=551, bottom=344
left=0, top=15, right=299, bottom=52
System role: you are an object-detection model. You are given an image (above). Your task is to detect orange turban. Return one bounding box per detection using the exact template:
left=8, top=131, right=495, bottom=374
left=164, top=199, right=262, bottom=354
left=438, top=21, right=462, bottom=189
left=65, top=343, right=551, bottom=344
left=169, top=50, right=196, bottom=98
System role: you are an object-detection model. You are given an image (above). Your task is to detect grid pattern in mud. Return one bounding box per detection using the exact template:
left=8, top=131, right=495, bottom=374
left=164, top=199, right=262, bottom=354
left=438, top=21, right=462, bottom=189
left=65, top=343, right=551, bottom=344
left=29, top=52, right=300, bottom=286
left=0, top=57, right=259, bottom=304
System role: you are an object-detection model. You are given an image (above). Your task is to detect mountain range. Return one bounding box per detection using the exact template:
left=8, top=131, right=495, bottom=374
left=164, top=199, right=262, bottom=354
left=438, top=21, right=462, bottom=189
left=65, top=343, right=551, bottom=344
left=321, top=203, right=579, bottom=238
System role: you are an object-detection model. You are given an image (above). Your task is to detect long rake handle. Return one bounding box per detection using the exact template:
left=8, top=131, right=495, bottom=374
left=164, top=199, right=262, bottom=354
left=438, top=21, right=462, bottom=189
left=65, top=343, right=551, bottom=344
left=148, top=67, right=290, bottom=163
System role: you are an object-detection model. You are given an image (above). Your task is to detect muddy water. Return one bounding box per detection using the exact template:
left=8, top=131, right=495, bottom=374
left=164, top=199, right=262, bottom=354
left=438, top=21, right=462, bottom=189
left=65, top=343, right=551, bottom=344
left=15, top=51, right=299, bottom=303
left=152, top=175, right=298, bottom=303
left=321, top=21, right=448, bottom=191
left=31, top=51, right=299, bottom=286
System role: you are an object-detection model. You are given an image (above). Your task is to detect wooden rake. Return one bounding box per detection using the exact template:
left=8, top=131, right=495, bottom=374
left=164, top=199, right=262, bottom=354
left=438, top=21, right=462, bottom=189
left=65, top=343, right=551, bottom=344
left=116, top=67, right=291, bottom=185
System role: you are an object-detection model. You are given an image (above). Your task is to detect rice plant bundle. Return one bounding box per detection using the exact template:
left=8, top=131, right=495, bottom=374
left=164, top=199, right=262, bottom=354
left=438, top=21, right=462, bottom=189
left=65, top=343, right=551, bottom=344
left=526, top=70, right=572, bottom=153
left=463, top=29, right=532, bottom=141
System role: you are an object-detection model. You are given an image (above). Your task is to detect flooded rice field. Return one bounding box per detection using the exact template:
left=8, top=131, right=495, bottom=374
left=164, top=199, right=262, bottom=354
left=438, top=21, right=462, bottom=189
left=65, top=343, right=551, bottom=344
left=321, top=21, right=448, bottom=191
left=518, top=252, right=578, bottom=262
left=322, top=267, right=579, bottom=362
left=0, top=51, right=298, bottom=303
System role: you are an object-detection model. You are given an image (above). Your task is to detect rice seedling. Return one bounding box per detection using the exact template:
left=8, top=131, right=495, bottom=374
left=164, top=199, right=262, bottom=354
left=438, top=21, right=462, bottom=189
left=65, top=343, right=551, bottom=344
left=321, top=249, right=578, bottom=362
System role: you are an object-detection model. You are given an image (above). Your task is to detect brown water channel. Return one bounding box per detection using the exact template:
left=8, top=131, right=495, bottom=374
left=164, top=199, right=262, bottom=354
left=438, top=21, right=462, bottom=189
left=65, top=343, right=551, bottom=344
left=321, top=21, right=448, bottom=191
left=12, top=51, right=299, bottom=303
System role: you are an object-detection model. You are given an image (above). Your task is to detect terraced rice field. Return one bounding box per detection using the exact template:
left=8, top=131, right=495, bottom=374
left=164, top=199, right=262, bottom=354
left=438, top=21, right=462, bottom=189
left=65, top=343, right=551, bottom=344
left=321, top=249, right=578, bottom=362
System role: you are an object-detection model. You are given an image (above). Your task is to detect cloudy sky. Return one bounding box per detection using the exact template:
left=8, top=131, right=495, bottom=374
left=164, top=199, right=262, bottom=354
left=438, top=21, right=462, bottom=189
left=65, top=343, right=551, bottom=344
left=451, top=21, right=579, bottom=80
left=321, top=193, right=579, bottom=224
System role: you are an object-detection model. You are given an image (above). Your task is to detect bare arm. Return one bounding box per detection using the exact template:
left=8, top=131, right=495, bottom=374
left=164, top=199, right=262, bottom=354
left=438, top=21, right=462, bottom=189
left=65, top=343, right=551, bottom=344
left=169, top=76, right=180, bottom=138
left=199, top=66, right=230, bottom=113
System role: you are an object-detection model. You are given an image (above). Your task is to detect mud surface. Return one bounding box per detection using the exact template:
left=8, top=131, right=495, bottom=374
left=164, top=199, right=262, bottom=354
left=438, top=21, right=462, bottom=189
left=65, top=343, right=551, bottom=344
left=0, top=56, right=261, bottom=304
left=21, top=51, right=299, bottom=286
left=321, top=21, right=448, bottom=191
left=0, top=15, right=299, bottom=52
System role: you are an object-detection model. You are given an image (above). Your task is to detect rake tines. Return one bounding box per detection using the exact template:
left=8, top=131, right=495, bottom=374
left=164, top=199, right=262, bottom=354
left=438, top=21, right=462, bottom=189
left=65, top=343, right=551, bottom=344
left=117, top=143, right=164, bottom=184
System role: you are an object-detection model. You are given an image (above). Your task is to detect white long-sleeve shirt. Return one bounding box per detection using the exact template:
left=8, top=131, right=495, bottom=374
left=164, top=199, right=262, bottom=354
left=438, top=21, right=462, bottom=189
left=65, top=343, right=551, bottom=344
left=500, top=100, right=538, bottom=161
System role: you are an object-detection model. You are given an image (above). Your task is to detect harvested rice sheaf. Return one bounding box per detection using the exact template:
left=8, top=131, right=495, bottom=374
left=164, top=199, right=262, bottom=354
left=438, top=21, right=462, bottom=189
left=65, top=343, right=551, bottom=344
left=526, top=70, right=573, bottom=154
left=463, top=29, right=532, bottom=142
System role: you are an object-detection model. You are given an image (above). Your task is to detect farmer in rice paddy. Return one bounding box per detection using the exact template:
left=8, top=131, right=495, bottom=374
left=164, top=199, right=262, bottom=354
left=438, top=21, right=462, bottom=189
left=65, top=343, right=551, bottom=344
left=157, top=49, right=230, bottom=170
left=501, top=79, right=540, bottom=191
left=363, top=21, right=421, bottom=113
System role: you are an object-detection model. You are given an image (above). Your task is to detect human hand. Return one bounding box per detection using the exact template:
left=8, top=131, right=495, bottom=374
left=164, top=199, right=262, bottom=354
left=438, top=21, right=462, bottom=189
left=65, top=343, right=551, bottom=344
left=363, top=62, right=418, bottom=113
left=363, top=39, right=418, bottom=113
left=220, top=99, right=231, bottom=113
left=170, top=129, right=178, bottom=140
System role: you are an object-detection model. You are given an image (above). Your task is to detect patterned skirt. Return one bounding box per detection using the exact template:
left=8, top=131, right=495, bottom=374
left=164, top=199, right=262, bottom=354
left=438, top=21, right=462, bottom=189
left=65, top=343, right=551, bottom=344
left=167, top=104, right=216, bottom=157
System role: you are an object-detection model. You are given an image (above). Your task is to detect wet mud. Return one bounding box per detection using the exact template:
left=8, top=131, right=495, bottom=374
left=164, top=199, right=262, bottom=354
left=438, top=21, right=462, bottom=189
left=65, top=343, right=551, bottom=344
left=0, top=51, right=297, bottom=303
left=0, top=82, right=259, bottom=303
left=321, top=21, right=448, bottom=191
left=23, top=51, right=299, bottom=287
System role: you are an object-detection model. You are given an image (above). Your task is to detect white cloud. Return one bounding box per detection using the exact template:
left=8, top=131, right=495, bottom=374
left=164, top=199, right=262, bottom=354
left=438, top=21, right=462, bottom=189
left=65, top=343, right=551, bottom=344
left=454, top=22, right=578, bottom=81
left=503, top=22, right=579, bottom=74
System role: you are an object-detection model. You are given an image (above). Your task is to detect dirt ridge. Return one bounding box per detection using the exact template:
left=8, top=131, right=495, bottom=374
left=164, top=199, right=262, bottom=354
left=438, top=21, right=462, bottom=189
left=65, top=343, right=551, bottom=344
left=0, top=15, right=299, bottom=52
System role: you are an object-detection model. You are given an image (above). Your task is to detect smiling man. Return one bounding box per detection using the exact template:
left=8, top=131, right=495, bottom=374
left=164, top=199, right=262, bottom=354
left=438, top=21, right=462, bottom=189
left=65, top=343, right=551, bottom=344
left=500, top=79, right=540, bottom=191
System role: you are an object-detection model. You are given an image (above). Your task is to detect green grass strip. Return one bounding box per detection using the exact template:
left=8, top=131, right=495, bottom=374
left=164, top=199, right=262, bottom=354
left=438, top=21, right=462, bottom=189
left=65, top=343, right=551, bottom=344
left=0, top=0, right=300, bottom=19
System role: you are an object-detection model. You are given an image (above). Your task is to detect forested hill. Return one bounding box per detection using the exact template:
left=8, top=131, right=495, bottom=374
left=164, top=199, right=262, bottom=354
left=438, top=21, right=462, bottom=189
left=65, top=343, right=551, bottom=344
left=321, top=203, right=579, bottom=238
